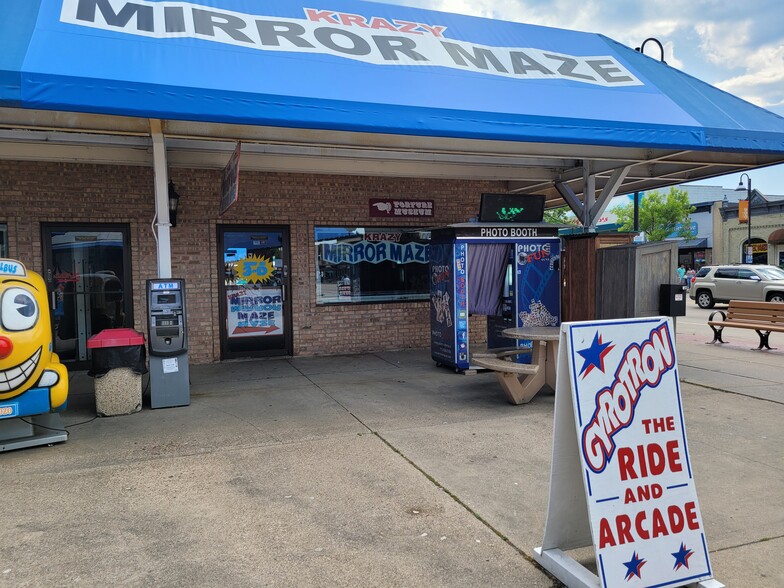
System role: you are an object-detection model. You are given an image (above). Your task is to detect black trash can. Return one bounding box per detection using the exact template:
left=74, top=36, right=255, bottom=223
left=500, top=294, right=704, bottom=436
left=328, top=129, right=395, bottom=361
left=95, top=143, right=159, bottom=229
left=659, top=284, right=687, bottom=317
left=87, top=329, right=147, bottom=416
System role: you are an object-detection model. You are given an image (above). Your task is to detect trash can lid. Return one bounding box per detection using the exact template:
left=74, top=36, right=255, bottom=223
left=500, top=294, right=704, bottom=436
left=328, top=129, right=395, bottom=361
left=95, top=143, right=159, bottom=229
left=87, top=328, right=145, bottom=348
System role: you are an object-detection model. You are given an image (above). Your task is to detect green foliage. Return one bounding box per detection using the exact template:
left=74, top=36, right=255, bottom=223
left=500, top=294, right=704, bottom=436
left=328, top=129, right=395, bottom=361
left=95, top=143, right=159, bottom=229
left=615, top=188, right=696, bottom=241
left=544, top=206, right=572, bottom=224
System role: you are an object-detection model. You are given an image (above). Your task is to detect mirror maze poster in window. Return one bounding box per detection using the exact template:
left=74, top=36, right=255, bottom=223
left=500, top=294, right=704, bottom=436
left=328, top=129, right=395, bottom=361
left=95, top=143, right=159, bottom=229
left=226, top=254, right=283, bottom=338
left=315, top=228, right=430, bottom=304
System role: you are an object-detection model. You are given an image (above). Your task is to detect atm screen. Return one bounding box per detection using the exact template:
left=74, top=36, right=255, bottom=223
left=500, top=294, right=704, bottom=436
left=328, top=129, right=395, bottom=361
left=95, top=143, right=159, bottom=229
left=156, top=294, right=177, bottom=304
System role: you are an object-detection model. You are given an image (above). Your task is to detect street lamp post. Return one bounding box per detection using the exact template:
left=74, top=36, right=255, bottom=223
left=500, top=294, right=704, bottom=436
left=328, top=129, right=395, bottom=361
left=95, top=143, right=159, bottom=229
left=736, top=173, right=752, bottom=264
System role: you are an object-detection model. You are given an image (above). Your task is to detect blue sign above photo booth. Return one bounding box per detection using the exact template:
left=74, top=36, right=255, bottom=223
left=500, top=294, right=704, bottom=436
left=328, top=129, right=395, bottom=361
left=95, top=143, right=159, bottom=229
left=2, top=0, right=783, bottom=152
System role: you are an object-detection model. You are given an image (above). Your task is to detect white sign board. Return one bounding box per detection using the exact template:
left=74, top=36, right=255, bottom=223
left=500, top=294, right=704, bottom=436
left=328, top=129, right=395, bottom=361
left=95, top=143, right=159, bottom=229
left=162, top=357, right=179, bottom=374
left=535, top=317, right=721, bottom=588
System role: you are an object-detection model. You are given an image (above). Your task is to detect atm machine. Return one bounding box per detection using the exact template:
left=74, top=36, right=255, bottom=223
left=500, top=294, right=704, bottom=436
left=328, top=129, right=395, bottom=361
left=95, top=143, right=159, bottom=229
left=147, top=279, right=189, bottom=408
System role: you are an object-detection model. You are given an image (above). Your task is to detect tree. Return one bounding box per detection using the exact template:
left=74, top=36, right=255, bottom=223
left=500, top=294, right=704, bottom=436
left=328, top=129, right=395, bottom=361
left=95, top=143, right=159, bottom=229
left=614, top=188, right=695, bottom=241
left=544, top=206, right=573, bottom=225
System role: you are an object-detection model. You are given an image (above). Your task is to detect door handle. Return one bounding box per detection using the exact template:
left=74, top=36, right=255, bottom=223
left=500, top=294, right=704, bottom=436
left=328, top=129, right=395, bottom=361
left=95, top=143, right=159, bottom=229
left=51, top=291, right=56, bottom=310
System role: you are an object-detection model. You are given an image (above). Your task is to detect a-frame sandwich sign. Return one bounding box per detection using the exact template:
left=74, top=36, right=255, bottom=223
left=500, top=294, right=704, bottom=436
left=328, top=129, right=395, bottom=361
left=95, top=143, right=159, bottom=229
left=534, top=317, right=724, bottom=588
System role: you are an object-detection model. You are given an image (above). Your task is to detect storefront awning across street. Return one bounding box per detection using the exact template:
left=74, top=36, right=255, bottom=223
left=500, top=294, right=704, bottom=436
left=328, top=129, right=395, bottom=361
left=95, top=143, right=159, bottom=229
left=2, top=0, right=784, bottom=222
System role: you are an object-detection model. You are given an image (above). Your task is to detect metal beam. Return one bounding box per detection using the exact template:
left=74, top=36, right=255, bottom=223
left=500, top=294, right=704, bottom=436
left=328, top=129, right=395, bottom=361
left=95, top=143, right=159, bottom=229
left=555, top=182, right=584, bottom=219
left=167, top=138, right=575, bottom=169
left=582, top=161, right=595, bottom=228
left=589, top=165, right=632, bottom=221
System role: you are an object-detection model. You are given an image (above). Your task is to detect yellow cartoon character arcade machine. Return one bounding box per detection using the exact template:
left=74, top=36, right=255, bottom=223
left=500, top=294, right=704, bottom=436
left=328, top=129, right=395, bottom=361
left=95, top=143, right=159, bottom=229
left=0, top=259, right=69, bottom=451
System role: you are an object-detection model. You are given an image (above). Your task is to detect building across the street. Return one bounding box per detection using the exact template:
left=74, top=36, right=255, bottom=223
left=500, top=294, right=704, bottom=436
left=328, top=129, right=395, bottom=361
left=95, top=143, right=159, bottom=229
left=2, top=0, right=783, bottom=369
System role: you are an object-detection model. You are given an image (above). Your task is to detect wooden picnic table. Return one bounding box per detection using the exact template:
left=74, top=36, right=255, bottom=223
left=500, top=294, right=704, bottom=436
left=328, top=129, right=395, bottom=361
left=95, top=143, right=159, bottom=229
left=499, top=326, right=560, bottom=402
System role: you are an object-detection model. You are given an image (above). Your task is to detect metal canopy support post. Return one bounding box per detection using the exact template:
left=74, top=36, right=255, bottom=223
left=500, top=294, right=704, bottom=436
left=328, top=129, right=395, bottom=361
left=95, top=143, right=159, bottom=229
left=633, top=191, right=641, bottom=231
left=555, top=181, right=584, bottom=220
left=150, top=119, right=173, bottom=279
left=582, top=160, right=595, bottom=230
left=589, top=165, right=632, bottom=221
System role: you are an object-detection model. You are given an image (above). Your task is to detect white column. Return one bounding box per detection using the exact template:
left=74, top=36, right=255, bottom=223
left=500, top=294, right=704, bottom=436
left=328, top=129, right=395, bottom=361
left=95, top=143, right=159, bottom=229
left=150, top=119, right=172, bottom=279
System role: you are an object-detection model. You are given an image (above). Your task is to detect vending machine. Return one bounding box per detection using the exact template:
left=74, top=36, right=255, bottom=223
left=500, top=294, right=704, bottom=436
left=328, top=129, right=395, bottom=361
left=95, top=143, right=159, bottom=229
left=430, top=194, right=561, bottom=372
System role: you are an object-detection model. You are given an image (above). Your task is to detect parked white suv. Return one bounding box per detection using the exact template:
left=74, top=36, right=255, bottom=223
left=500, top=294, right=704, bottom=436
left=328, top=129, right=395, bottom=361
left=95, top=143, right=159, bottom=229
left=688, top=264, right=784, bottom=308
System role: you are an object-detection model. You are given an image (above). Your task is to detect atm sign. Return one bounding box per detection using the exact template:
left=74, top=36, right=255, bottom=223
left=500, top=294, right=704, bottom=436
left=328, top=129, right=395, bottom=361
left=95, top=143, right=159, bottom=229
left=152, top=282, right=180, bottom=291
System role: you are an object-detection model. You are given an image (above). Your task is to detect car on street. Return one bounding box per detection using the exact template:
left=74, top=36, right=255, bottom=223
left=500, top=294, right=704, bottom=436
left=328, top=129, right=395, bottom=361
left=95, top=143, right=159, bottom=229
left=688, top=264, right=784, bottom=308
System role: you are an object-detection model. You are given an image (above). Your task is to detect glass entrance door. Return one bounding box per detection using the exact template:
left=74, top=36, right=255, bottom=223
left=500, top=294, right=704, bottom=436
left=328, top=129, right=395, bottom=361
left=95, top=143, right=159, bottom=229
left=219, top=226, right=291, bottom=359
left=42, top=224, right=132, bottom=369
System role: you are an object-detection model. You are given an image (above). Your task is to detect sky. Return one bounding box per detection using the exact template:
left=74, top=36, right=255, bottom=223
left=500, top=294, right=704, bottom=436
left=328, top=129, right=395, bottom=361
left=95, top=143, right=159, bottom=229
left=387, top=0, right=784, bottom=194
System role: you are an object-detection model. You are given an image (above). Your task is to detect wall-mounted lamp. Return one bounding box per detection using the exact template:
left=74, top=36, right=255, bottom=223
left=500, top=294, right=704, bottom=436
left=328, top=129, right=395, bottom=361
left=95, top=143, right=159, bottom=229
left=635, top=38, right=666, bottom=63
left=168, top=181, right=181, bottom=228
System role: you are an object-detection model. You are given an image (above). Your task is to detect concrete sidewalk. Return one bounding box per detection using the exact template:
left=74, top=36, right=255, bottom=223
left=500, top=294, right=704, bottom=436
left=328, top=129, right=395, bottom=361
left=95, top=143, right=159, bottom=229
left=1, top=334, right=782, bottom=587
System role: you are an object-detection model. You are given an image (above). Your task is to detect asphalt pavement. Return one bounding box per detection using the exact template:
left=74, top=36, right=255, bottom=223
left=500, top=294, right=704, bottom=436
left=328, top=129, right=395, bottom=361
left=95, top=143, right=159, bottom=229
left=1, top=307, right=781, bottom=587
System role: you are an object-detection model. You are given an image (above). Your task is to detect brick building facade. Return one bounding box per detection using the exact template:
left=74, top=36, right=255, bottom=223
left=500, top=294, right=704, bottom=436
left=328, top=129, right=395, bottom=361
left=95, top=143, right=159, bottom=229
left=3, top=0, right=783, bottom=369
left=0, top=159, right=501, bottom=364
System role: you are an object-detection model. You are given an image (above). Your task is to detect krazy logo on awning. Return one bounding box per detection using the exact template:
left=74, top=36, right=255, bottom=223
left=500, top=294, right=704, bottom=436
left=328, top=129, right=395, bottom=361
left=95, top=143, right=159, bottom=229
left=61, top=0, right=643, bottom=87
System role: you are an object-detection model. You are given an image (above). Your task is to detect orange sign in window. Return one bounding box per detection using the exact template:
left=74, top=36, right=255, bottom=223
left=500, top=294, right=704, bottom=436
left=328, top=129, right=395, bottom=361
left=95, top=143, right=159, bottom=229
left=738, top=200, right=749, bottom=223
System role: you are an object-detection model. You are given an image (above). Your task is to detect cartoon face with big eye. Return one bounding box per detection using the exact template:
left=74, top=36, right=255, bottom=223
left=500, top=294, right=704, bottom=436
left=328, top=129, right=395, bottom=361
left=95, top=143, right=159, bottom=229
left=0, top=260, right=68, bottom=415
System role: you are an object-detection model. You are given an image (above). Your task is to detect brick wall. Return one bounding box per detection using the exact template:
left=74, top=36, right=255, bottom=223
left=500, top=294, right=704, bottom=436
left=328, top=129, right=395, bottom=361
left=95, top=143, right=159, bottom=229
left=0, top=160, right=501, bottom=363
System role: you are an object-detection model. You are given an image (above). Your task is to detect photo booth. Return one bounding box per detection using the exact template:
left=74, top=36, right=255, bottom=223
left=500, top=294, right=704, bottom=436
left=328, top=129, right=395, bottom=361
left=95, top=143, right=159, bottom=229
left=430, top=195, right=561, bottom=372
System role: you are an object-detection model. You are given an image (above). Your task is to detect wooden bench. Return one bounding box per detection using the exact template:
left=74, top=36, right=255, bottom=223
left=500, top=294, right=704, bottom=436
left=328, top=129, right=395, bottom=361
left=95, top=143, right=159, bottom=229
left=472, top=355, right=542, bottom=405
left=707, top=300, right=784, bottom=350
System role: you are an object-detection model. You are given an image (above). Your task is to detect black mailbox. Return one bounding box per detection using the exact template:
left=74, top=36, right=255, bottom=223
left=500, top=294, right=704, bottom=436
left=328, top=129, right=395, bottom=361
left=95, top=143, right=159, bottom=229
left=659, top=284, right=687, bottom=316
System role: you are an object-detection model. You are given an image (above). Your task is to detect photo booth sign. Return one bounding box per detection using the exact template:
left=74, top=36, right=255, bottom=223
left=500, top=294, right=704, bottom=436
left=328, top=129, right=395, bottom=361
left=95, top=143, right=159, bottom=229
left=534, top=317, right=723, bottom=588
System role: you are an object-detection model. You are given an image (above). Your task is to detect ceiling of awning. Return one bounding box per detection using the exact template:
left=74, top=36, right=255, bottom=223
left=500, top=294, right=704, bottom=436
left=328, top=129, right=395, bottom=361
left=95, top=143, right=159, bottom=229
left=1, top=0, right=783, bottom=216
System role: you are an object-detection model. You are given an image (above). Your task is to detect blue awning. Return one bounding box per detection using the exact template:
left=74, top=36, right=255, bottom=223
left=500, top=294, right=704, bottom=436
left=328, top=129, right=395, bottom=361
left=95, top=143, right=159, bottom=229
left=678, top=238, right=708, bottom=249
left=2, top=0, right=784, bottom=153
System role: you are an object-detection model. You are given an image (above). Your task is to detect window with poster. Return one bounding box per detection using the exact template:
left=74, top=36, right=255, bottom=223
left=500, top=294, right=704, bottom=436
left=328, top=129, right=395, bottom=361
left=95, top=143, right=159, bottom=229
left=315, top=227, right=430, bottom=304
left=743, top=238, right=768, bottom=265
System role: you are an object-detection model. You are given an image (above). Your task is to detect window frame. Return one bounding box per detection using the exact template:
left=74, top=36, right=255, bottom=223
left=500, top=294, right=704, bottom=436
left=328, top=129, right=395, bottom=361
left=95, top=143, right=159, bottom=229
left=314, top=225, right=431, bottom=306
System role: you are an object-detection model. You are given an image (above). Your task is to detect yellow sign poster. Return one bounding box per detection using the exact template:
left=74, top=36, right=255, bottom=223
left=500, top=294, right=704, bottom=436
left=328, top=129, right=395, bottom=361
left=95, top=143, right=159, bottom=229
left=235, top=254, right=274, bottom=284
left=738, top=200, right=748, bottom=223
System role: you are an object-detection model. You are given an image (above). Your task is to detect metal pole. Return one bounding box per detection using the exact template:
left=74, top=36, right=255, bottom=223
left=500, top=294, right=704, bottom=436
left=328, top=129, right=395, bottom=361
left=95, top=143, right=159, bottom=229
left=633, top=191, right=640, bottom=232
left=747, top=179, right=752, bottom=264
left=737, top=173, right=752, bottom=264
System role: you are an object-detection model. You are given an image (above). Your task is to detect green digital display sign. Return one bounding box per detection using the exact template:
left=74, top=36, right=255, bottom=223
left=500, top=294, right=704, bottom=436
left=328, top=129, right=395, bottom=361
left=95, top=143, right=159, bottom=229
left=479, top=193, right=545, bottom=223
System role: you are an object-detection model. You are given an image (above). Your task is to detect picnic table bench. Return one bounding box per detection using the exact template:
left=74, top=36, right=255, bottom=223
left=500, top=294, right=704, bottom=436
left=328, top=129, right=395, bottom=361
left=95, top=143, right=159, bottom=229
left=471, top=347, right=531, bottom=359
left=707, top=300, right=784, bottom=350
left=472, top=327, right=559, bottom=405
left=471, top=354, right=540, bottom=405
